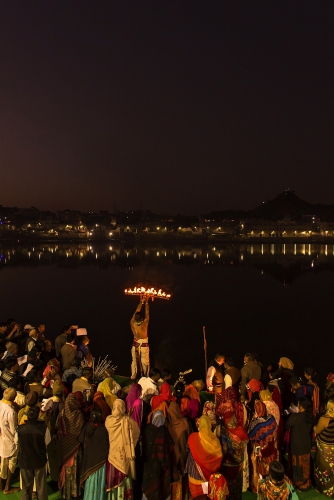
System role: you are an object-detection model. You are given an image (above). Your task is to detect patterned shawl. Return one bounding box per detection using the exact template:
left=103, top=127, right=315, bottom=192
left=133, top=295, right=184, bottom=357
left=216, top=387, right=245, bottom=427
left=55, top=392, right=85, bottom=468
left=248, top=400, right=277, bottom=447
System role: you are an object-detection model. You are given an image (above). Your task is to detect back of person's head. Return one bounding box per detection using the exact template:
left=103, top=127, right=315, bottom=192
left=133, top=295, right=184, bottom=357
left=244, top=353, right=254, bottom=362
left=289, top=375, right=302, bottom=387
left=62, top=325, right=71, bottom=333
left=298, top=397, right=314, bottom=424
left=225, top=357, right=234, bottom=367
left=269, top=460, right=285, bottom=482
left=174, top=381, right=186, bottom=399
left=91, top=408, right=102, bottom=425
left=82, top=367, right=93, bottom=380
left=3, top=387, right=17, bottom=401
left=27, top=405, right=40, bottom=421
left=134, top=312, right=142, bottom=322
left=215, top=352, right=225, bottom=361
left=304, top=366, right=318, bottom=383
left=37, top=339, right=45, bottom=350
left=149, top=367, right=161, bottom=379
left=71, top=356, right=81, bottom=368
left=0, top=321, right=6, bottom=328
left=162, top=368, right=172, bottom=379
left=7, top=318, right=15, bottom=326
left=117, top=389, right=126, bottom=400
left=66, top=333, right=75, bottom=343
left=80, top=336, right=88, bottom=343
left=270, top=369, right=281, bottom=380
left=298, top=396, right=312, bottom=412
left=28, top=368, right=41, bottom=384
left=5, top=358, right=19, bottom=371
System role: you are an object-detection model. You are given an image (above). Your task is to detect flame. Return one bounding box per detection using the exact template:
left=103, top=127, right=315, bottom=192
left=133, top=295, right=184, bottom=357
left=124, top=286, right=171, bottom=300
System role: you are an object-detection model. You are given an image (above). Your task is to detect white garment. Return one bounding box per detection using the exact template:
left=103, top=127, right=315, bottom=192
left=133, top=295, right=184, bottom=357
left=0, top=401, right=18, bottom=458
left=206, top=366, right=216, bottom=392
left=224, top=373, right=232, bottom=389
left=138, top=377, right=159, bottom=402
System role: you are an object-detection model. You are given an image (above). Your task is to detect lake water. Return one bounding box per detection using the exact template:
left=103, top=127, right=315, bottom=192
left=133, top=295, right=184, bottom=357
left=1, top=241, right=334, bottom=385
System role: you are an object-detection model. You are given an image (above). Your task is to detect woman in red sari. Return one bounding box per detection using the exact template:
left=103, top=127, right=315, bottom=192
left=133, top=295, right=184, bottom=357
left=185, top=415, right=228, bottom=499
left=216, top=387, right=246, bottom=427
left=151, top=382, right=176, bottom=411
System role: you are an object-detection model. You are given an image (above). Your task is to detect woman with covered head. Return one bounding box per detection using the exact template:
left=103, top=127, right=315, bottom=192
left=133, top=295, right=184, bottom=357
left=304, top=366, right=320, bottom=417
left=151, top=382, right=176, bottom=412
left=47, top=380, right=65, bottom=483
left=248, top=400, right=277, bottom=492
left=97, top=376, right=118, bottom=412
left=55, top=391, right=85, bottom=500
left=166, top=401, right=192, bottom=500
left=260, top=389, right=281, bottom=454
left=314, top=399, right=334, bottom=497
left=79, top=408, right=109, bottom=500
left=216, top=386, right=246, bottom=428
left=126, top=383, right=143, bottom=429
left=185, top=415, right=228, bottom=500
left=105, top=398, right=140, bottom=499
left=86, top=391, right=111, bottom=423
left=278, top=357, right=295, bottom=408
left=218, top=399, right=249, bottom=500
left=142, top=410, right=178, bottom=500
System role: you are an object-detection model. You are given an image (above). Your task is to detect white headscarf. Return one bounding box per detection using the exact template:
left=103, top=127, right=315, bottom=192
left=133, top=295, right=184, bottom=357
left=105, top=399, right=140, bottom=476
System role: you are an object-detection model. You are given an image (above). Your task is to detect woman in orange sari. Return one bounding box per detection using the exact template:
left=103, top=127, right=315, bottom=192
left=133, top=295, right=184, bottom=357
left=185, top=415, right=228, bottom=499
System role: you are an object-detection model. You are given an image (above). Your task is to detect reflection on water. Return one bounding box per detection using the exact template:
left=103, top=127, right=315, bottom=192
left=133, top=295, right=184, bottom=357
left=2, top=241, right=334, bottom=383
left=1, top=242, right=334, bottom=284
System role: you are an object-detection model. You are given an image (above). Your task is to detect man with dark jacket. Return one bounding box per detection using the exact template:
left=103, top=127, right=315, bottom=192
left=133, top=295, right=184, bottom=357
left=60, top=334, right=77, bottom=370
left=240, top=352, right=261, bottom=401
left=18, top=406, right=51, bottom=500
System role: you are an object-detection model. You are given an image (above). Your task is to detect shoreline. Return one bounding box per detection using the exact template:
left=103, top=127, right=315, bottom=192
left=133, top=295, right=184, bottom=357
left=2, top=235, right=334, bottom=245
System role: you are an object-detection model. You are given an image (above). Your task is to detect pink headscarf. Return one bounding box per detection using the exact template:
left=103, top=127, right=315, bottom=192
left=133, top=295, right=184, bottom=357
left=126, top=384, right=142, bottom=412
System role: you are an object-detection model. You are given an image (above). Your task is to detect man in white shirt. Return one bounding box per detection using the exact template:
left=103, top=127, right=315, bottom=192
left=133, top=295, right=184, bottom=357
left=0, top=388, right=20, bottom=494
left=206, top=353, right=225, bottom=393
left=138, top=367, right=161, bottom=402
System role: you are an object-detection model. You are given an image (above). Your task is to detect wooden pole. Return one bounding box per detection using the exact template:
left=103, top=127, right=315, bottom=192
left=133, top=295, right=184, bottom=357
left=203, top=326, right=208, bottom=377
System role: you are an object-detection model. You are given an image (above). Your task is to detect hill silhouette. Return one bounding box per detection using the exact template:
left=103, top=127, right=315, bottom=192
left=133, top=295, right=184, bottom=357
left=206, top=191, right=334, bottom=221
left=249, top=190, right=334, bottom=221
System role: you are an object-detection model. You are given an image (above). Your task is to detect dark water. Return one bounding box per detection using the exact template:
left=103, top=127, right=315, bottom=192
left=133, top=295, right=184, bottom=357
left=1, top=242, right=334, bottom=384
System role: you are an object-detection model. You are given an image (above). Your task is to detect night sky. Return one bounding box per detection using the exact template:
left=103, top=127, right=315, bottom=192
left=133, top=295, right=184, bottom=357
left=1, top=2, right=334, bottom=214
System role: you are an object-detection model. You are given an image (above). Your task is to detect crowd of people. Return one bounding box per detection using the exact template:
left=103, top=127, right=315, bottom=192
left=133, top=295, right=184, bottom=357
left=0, top=317, right=334, bottom=500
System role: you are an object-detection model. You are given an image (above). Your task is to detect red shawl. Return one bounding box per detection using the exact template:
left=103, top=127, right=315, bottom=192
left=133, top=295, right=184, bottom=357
left=151, top=382, right=176, bottom=411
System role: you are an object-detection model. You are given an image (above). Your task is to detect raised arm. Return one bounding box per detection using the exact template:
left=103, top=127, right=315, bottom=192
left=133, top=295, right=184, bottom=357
left=145, top=300, right=149, bottom=321
left=132, top=300, right=143, bottom=318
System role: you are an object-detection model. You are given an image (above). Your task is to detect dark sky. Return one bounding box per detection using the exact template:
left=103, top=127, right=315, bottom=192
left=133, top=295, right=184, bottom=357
left=1, top=1, right=334, bottom=214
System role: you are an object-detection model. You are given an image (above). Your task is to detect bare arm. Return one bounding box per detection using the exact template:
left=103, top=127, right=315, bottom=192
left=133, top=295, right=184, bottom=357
left=145, top=301, right=149, bottom=321
left=132, top=300, right=143, bottom=318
